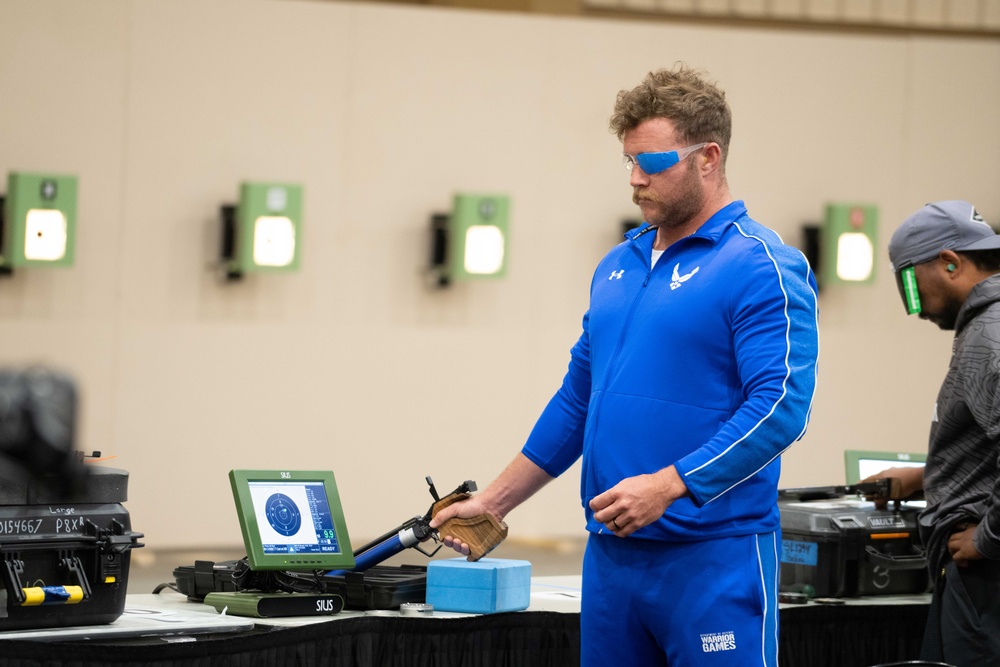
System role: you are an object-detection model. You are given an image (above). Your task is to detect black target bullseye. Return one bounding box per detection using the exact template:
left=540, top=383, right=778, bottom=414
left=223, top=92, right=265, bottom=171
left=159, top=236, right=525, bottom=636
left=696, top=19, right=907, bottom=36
left=265, top=493, right=302, bottom=536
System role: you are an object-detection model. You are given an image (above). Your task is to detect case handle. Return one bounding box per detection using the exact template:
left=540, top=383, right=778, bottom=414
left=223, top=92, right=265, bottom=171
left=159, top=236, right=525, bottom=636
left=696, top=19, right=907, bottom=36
left=864, top=545, right=926, bottom=570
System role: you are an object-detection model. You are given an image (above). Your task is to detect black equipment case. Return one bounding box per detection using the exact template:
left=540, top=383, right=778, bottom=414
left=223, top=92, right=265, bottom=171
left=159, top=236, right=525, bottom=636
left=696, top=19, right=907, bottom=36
left=0, top=467, right=144, bottom=630
left=779, top=493, right=929, bottom=597
left=322, top=565, right=427, bottom=609
left=174, top=561, right=427, bottom=610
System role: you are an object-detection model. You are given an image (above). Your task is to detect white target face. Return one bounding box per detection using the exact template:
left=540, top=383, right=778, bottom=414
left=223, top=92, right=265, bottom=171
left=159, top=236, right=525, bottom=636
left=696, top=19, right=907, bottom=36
left=249, top=482, right=318, bottom=546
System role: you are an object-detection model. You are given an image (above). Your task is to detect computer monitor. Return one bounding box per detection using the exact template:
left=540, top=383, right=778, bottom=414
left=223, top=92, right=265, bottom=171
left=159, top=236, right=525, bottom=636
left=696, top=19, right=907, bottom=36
left=229, top=469, right=356, bottom=571
left=844, top=450, right=926, bottom=485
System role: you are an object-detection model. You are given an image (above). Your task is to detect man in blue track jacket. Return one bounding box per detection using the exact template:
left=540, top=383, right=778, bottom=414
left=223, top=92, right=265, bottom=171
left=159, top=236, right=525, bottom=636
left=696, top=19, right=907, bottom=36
left=432, top=65, right=820, bottom=666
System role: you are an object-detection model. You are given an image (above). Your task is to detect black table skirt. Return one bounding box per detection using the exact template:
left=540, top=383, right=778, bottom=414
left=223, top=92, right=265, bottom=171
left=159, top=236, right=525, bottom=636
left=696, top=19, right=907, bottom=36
left=779, top=603, right=928, bottom=666
left=0, top=604, right=928, bottom=667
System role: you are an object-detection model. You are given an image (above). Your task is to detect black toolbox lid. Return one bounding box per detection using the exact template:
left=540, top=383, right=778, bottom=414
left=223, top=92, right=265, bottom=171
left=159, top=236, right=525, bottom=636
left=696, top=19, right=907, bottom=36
left=0, top=466, right=129, bottom=506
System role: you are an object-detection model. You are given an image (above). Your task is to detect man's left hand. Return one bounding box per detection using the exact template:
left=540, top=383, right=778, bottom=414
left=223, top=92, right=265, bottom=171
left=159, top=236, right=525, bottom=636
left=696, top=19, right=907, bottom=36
left=589, top=466, right=687, bottom=538
left=948, top=525, right=983, bottom=568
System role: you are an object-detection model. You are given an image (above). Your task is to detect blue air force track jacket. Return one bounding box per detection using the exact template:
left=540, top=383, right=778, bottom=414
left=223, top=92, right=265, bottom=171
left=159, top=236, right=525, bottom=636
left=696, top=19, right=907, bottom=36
left=522, top=201, right=820, bottom=541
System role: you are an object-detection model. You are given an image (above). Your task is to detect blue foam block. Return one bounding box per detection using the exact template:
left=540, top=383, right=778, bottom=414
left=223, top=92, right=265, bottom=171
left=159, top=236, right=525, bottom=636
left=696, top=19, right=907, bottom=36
left=426, top=557, right=532, bottom=614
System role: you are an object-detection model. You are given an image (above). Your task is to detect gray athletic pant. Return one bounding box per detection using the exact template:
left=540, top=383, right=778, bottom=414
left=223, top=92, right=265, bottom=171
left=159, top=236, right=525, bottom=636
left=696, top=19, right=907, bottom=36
left=921, top=558, right=1000, bottom=666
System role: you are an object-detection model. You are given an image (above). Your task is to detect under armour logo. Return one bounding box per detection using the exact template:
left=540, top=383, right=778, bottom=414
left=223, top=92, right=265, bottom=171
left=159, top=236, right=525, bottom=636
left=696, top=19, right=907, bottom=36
left=670, top=263, right=699, bottom=290
left=609, top=270, right=624, bottom=280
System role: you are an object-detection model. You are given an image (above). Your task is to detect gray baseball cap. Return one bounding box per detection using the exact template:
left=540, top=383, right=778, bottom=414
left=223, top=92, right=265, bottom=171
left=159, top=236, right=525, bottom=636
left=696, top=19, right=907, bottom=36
left=889, top=200, right=997, bottom=271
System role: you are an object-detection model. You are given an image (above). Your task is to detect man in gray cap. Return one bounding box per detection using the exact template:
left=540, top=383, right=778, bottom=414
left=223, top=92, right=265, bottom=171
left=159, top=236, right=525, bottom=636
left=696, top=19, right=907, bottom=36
left=869, top=200, right=1000, bottom=664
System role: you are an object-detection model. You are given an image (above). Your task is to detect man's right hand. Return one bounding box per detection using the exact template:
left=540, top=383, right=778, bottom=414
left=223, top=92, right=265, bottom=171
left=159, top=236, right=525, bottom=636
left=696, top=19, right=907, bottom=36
left=859, top=466, right=925, bottom=508
left=427, top=452, right=554, bottom=557
left=429, top=495, right=496, bottom=557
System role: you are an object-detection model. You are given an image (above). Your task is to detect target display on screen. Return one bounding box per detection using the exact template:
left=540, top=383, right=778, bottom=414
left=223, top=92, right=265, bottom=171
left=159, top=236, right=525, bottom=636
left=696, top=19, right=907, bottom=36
left=264, top=493, right=302, bottom=536
left=230, top=470, right=356, bottom=571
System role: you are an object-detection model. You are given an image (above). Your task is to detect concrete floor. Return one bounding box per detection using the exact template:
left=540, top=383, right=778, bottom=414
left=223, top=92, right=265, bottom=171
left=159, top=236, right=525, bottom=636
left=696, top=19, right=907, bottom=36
left=126, top=536, right=587, bottom=596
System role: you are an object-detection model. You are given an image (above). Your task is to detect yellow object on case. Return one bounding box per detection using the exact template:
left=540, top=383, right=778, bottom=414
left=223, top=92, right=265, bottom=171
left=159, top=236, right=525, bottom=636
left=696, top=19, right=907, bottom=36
left=20, top=586, right=85, bottom=606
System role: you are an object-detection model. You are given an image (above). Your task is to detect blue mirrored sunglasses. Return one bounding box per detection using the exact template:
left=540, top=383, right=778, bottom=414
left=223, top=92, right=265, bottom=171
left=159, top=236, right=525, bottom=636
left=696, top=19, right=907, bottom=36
left=622, top=143, right=709, bottom=175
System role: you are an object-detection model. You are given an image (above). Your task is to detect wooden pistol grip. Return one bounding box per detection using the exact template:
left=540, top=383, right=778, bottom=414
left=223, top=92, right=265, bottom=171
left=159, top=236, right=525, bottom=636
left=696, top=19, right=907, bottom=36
left=431, top=493, right=471, bottom=515
left=431, top=494, right=509, bottom=561
left=436, top=514, right=508, bottom=562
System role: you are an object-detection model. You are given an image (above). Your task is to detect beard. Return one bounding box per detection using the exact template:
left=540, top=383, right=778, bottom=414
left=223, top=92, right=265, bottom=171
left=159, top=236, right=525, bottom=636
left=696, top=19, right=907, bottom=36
left=632, top=161, right=704, bottom=230
left=922, top=301, right=961, bottom=331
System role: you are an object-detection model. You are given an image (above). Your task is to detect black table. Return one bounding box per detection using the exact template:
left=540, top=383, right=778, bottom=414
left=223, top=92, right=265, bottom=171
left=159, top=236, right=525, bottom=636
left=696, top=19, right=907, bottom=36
left=0, top=582, right=929, bottom=667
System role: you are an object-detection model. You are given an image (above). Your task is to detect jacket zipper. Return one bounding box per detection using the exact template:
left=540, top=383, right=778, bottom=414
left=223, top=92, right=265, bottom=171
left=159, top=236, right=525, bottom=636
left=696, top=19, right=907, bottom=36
left=588, top=230, right=663, bottom=496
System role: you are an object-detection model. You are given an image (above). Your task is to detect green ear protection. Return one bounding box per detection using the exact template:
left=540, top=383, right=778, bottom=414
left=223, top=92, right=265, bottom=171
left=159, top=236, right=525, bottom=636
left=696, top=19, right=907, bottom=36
left=947, top=263, right=956, bottom=272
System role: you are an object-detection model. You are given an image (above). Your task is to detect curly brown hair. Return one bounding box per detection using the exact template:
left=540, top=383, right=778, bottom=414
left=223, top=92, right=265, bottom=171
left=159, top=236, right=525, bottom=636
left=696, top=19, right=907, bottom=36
left=609, top=64, right=731, bottom=168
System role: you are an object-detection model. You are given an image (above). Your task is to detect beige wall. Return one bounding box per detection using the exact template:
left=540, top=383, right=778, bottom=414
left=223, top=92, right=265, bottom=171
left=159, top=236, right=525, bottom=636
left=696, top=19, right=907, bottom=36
left=1, top=0, right=998, bottom=549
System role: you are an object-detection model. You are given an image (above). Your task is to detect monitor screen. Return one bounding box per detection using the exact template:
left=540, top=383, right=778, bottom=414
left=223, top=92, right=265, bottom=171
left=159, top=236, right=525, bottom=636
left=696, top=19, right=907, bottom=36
left=229, top=469, right=356, bottom=571
left=844, top=450, right=926, bottom=485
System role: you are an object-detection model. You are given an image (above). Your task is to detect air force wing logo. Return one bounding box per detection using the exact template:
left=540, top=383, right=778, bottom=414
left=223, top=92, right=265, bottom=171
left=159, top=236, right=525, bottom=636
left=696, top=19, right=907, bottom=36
left=670, top=263, right=699, bottom=290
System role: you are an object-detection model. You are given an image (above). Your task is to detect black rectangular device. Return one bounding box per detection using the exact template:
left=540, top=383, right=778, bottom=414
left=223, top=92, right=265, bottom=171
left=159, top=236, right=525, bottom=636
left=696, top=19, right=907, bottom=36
left=779, top=496, right=928, bottom=597
left=0, top=467, right=144, bottom=630
left=228, top=469, right=355, bottom=572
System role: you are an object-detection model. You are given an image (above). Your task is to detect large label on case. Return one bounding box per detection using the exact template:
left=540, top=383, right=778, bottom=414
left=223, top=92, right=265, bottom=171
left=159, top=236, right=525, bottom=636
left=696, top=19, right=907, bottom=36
left=0, top=504, right=126, bottom=537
